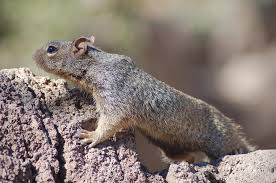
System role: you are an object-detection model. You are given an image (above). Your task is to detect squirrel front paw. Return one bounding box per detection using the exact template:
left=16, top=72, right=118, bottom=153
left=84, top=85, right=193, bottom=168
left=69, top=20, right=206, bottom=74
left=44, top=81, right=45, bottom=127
left=78, top=129, right=99, bottom=147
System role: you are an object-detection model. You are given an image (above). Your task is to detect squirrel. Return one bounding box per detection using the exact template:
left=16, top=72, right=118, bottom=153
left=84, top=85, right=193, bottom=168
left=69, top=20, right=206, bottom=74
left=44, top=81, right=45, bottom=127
left=33, top=35, right=255, bottom=163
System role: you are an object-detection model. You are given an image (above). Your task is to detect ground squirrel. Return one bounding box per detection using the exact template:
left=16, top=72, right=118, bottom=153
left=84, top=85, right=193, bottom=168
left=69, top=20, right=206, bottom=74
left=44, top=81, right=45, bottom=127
left=33, top=35, right=255, bottom=163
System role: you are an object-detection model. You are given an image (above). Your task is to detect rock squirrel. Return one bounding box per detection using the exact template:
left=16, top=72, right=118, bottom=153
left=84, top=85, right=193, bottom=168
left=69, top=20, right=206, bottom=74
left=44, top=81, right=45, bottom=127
left=33, top=35, right=255, bottom=163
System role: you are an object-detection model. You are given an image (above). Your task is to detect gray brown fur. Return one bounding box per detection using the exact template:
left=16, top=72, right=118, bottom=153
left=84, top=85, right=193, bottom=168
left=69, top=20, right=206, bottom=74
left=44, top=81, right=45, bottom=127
left=33, top=36, right=255, bottom=162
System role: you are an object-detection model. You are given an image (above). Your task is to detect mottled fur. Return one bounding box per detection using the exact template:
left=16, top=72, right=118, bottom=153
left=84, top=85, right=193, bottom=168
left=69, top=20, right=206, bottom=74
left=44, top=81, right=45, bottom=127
left=33, top=36, right=255, bottom=162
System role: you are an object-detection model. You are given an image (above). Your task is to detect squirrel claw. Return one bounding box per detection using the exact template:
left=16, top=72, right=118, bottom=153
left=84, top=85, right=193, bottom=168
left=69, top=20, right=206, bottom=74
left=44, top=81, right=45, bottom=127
left=78, top=129, right=92, bottom=138
left=80, top=138, right=99, bottom=148
left=80, top=138, right=93, bottom=145
left=78, top=129, right=97, bottom=145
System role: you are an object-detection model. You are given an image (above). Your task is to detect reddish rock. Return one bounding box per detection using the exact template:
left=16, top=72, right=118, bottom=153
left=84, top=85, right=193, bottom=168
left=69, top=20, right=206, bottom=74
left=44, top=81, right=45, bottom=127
left=0, top=68, right=275, bottom=183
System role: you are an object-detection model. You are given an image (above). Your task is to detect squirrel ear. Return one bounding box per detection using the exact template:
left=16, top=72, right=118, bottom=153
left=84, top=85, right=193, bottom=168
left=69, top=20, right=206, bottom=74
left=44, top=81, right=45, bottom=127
left=71, top=36, right=95, bottom=58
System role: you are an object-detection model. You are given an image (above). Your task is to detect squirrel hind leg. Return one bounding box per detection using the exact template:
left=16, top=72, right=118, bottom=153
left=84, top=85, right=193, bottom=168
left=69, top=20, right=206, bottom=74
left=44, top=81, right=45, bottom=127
left=206, top=143, right=256, bottom=161
left=229, top=144, right=256, bottom=155
left=160, top=149, right=208, bottom=164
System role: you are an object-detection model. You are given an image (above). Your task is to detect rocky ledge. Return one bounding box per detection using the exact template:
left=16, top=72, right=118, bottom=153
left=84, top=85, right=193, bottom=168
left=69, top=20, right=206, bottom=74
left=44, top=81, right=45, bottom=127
left=0, top=68, right=275, bottom=183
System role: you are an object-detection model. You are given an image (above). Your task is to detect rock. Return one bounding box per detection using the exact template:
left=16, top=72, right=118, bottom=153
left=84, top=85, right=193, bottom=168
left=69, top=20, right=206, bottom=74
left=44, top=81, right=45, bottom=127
left=0, top=68, right=164, bottom=183
left=0, top=68, right=275, bottom=183
left=217, top=150, right=276, bottom=183
left=166, top=150, right=276, bottom=183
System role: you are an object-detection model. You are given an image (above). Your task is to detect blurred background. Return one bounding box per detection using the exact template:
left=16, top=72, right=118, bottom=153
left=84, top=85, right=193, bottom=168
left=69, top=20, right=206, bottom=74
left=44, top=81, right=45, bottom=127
left=0, top=0, right=276, bottom=171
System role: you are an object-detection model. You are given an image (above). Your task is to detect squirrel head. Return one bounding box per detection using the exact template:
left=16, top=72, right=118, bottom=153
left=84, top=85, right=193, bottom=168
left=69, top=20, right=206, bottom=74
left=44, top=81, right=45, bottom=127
left=33, top=36, right=98, bottom=80
left=33, top=35, right=134, bottom=83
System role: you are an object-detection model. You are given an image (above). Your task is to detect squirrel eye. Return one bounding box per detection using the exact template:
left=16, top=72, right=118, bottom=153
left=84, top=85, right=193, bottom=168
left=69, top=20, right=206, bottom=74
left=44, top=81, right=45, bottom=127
left=47, top=46, right=58, bottom=56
